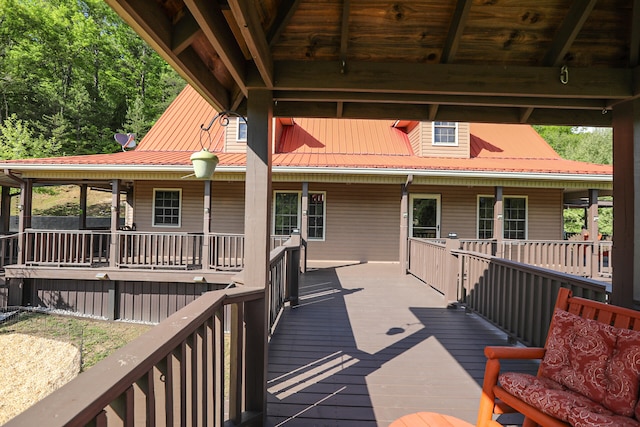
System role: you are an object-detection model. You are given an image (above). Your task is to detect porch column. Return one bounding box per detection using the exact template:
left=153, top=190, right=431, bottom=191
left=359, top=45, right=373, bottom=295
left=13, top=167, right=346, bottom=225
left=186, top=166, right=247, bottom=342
left=588, top=189, right=599, bottom=278
left=1, top=186, right=10, bottom=233
left=202, top=180, right=212, bottom=271
left=399, top=175, right=412, bottom=273
left=612, top=98, right=640, bottom=307
left=493, top=186, right=504, bottom=257
left=109, top=179, right=121, bottom=267
left=79, top=184, right=88, bottom=230
left=300, top=182, right=308, bottom=273
left=242, top=88, right=272, bottom=421
left=17, top=178, right=33, bottom=265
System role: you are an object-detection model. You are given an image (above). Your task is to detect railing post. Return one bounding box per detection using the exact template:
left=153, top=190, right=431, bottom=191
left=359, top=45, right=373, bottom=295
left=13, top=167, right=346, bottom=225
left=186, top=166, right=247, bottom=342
left=109, top=179, right=121, bottom=268
left=287, top=233, right=301, bottom=307
left=445, top=238, right=461, bottom=305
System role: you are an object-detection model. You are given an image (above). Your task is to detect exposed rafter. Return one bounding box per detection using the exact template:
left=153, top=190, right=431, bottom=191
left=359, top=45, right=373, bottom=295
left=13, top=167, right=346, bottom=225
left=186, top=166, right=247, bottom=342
left=183, top=0, right=248, bottom=96
left=267, top=0, right=302, bottom=46
left=441, top=0, right=473, bottom=64
left=104, top=0, right=229, bottom=109
left=171, top=11, right=201, bottom=55
left=228, top=0, right=274, bottom=88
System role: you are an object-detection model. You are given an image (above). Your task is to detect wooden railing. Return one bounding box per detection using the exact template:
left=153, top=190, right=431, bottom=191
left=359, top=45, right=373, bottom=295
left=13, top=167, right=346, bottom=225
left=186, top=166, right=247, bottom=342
left=0, top=232, right=18, bottom=269
left=457, top=250, right=610, bottom=348
left=117, top=231, right=204, bottom=269
left=408, top=238, right=448, bottom=294
left=459, top=239, right=613, bottom=279
left=24, top=229, right=110, bottom=266
left=6, top=235, right=302, bottom=427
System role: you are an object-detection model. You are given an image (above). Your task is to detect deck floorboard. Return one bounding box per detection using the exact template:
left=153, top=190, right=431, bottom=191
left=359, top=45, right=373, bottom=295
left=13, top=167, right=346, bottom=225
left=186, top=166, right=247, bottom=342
left=267, top=263, right=537, bottom=427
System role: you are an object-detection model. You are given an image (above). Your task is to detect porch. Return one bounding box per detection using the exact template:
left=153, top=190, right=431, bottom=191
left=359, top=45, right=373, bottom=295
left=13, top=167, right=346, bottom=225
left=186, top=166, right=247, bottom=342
left=266, top=262, right=537, bottom=426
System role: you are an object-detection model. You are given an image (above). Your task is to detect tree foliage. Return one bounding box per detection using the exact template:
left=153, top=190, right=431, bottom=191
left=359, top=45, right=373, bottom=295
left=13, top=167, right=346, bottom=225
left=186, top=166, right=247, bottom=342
left=0, top=0, right=184, bottom=158
left=533, top=126, right=613, bottom=237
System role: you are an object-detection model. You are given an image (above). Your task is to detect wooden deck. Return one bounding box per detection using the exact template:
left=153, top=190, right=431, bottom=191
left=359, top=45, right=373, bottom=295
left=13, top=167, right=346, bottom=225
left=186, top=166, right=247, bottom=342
left=267, top=263, right=538, bottom=427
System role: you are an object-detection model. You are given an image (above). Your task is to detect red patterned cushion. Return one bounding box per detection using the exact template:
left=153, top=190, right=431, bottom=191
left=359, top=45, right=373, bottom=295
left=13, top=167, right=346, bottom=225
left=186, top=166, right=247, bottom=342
left=540, top=308, right=640, bottom=417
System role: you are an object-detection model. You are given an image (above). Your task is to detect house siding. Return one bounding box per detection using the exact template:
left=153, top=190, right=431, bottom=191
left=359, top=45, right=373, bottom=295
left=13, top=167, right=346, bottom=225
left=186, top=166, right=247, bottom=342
left=224, top=118, right=247, bottom=153
left=408, top=123, right=423, bottom=156
left=134, top=181, right=205, bottom=232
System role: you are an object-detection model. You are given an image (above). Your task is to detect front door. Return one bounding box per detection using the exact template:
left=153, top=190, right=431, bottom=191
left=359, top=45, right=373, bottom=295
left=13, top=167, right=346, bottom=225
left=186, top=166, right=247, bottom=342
left=410, top=194, right=441, bottom=238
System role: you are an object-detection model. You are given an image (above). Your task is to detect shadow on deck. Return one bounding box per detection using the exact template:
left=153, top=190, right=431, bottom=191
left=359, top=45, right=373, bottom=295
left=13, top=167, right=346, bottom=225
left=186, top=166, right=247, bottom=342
left=267, top=263, right=538, bottom=427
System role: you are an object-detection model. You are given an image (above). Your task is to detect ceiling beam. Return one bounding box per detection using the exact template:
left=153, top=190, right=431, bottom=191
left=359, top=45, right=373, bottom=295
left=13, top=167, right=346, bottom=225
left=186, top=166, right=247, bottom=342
left=273, top=90, right=608, bottom=110
left=183, top=0, right=248, bottom=96
left=272, top=102, right=613, bottom=126
left=259, top=61, right=632, bottom=100
left=441, top=0, right=473, bottom=63
left=267, top=0, right=302, bottom=46
left=104, top=0, right=229, bottom=110
left=228, top=0, right=274, bottom=88
left=340, top=0, right=351, bottom=64
left=171, top=11, right=201, bottom=55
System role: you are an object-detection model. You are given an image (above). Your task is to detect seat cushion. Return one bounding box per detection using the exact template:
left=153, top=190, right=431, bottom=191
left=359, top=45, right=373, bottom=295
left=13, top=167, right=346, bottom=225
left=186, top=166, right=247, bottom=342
left=499, top=372, right=640, bottom=427
left=540, top=308, right=640, bottom=417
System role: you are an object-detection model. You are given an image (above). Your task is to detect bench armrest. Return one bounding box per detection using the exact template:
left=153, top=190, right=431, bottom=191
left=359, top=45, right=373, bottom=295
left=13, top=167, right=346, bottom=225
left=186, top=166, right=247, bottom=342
left=485, top=346, right=546, bottom=360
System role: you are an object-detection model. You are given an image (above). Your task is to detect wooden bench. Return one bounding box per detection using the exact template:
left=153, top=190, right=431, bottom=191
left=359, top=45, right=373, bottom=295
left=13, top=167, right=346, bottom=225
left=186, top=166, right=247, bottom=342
left=477, top=288, right=640, bottom=427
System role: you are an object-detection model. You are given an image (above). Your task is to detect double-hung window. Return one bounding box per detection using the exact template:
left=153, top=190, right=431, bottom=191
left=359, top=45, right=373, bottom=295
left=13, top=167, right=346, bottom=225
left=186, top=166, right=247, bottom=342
left=477, top=196, right=527, bottom=239
left=236, top=118, right=247, bottom=142
left=153, top=189, right=181, bottom=227
left=273, top=191, right=326, bottom=240
left=432, top=122, right=458, bottom=146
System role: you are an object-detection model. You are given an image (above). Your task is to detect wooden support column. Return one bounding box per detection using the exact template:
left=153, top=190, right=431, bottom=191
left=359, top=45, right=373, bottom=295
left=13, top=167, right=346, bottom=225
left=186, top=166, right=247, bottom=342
left=300, top=182, right=308, bottom=273
left=17, top=178, right=33, bottom=265
left=399, top=175, right=413, bottom=274
left=612, top=98, right=640, bottom=307
left=588, top=189, right=599, bottom=278
left=79, top=184, right=88, bottom=230
left=493, top=186, right=504, bottom=257
left=109, top=179, right=121, bottom=268
left=242, top=88, right=272, bottom=422
left=202, top=180, right=212, bottom=271
left=1, top=186, right=10, bottom=233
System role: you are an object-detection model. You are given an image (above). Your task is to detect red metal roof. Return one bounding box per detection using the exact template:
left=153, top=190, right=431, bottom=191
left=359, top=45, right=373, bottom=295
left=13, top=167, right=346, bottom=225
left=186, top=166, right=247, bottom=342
left=1, top=85, right=612, bottom=177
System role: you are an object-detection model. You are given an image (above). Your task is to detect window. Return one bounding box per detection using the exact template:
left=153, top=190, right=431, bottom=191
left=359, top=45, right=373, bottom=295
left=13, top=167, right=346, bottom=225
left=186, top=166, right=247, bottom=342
left=477, top=196, right=527, bottom=239
left=308, top=193, right=325, bottom=240
left=273, top=191, right=326, bottom=240
left=432, top=122, right=458, bottom=146
left=274, top=192, right=299, bottom=236
left=153, top=189, right=181, bottom=227
left=237, top=118, right=247, bottom=142
left=478, top=196, right=494, bottom=239
left=504, top=197, right=527, bottom=239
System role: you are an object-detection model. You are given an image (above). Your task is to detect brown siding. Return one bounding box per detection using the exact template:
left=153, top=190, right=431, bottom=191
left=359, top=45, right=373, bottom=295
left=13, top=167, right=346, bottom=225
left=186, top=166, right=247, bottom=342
left=31, top=279, right=110, bottom=317
left=419, top=122, right=470, bottom=158
left=521, top=188, right=564, bottom=240
left=407, top=123, right=423, bottom=155
left=134, top=181, right=206, bottom=233
left=224, top=118, right=247, bottom=153
left=305, top=183, right=400, bottom=262
left=211, top=181, right=246, bottom=233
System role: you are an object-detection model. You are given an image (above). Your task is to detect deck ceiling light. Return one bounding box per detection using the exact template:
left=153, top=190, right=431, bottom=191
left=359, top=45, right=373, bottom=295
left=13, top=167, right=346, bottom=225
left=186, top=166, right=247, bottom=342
left=192, top=110, right=247, bottom=179
left=95, top=272, right=109, bottom=280
left=193, top=276, right=206, bottom=283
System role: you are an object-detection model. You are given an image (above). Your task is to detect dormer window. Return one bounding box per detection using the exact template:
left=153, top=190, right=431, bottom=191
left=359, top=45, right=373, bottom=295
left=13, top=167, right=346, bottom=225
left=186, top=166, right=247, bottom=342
left=432, top=122, right=458, bottom=146
left=237, top=118, right=247, bottom=142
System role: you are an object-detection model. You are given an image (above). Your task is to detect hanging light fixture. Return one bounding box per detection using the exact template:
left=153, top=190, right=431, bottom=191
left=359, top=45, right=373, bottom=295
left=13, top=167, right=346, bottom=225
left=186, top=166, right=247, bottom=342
left=192, top=110, right=247, bottom=179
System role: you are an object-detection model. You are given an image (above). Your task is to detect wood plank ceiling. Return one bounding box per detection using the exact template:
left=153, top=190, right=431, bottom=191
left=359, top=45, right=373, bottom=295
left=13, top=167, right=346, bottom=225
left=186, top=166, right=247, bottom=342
left=105, top=0, right=640, bottom=126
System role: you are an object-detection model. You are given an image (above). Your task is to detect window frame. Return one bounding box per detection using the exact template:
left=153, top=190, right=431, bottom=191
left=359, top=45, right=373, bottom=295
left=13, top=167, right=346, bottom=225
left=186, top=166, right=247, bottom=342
left=476, top=195, right=528, bottom=240
left=477, top=195, right=495, bottom=239
left=152, top=188, right=182, bottom=228
left=272, top=190, right=327, bottom=241
left=236, top=117, right=247, bottom=142
left=409, top=193, right=441, bottom=239
left=432, top=121, right=458, bottom=146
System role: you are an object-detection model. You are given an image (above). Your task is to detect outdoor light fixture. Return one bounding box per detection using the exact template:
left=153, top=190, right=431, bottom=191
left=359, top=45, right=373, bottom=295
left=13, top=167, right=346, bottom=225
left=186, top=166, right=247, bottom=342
left=193, top=276, right=206, bottom=283
left=192, top=110, right=247, bottom=179
left=95, top=272, right=109, bottom=280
